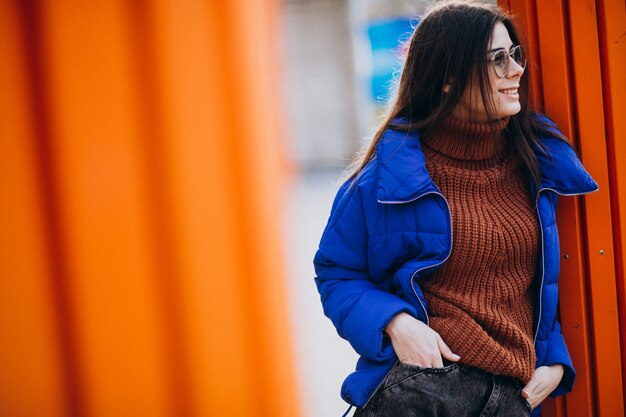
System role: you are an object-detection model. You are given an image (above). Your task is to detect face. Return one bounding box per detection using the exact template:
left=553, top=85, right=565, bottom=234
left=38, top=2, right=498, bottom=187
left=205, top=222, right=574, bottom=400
left=452, top=22, right=525, bottom=122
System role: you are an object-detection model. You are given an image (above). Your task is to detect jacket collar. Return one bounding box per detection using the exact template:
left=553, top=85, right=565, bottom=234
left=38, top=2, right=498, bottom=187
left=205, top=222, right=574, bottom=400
left=375, top=126, right=598, bottom=203
left=375, top=128, right=438, bottom=203
left=532, top=137, right=599, bottom=195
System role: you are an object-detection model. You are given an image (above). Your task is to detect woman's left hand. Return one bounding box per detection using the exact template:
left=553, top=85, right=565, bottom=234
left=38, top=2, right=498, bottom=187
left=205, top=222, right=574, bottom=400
left=521, top=364, right=565, bottom=410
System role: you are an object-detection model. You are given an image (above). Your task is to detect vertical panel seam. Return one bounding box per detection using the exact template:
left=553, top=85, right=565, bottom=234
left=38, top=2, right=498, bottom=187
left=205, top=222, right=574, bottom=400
left=16, top=1, right=85, bottom=416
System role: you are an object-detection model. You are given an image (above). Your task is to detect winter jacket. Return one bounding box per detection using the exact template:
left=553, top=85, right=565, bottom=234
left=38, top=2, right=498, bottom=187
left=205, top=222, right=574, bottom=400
left=313, top=115, right=598, bottom=415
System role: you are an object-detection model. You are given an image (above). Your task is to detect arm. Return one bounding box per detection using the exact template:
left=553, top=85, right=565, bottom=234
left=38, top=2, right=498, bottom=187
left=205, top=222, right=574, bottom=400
left=315, top=179, right=461, bottom=366
left=543, top=320, right=576, bottom=396
left=522, top=320, right=574, bottom=409
left=314, top=180, right=418, bottom=361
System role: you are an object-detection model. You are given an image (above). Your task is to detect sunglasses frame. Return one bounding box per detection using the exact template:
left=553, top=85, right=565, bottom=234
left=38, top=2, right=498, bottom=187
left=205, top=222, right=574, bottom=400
left=488, top=45, right=527, bottom=78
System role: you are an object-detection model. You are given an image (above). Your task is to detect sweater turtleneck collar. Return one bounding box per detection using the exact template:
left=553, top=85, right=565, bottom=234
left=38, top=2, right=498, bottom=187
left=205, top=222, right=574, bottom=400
left=422, top=116, right=511, bottom=165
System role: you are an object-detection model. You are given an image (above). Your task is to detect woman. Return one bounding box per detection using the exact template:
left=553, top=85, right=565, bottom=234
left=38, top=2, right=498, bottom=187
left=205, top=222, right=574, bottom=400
left=313, top=1, right=598, bottom=416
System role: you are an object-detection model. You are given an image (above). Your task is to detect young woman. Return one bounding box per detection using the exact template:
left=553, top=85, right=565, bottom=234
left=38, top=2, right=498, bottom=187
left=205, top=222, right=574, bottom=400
left=313, top=1, right=598, bottom=416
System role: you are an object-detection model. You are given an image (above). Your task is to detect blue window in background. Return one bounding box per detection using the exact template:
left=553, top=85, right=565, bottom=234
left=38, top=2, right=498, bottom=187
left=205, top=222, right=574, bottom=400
left=366, top=17, right=416, bottom=105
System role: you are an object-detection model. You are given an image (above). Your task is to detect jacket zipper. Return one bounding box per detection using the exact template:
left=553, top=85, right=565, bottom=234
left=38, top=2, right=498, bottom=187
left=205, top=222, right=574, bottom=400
left=533, top=186, right=599, bottom=343
left=361, top=192, right=453, bottom=409
left=378, top=191, right=453, bottom=325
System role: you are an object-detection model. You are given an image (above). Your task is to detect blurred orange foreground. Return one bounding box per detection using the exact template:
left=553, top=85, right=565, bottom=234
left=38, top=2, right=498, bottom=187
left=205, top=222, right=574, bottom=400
left=0, top=1, right=298, bottom=416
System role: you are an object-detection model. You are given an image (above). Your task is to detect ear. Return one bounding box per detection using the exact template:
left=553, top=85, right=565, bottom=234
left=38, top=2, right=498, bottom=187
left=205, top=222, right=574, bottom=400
left=442, top=84, right=451, bottom=93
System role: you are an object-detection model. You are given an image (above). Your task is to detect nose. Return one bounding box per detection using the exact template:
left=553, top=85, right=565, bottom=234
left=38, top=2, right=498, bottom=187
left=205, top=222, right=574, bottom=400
left=507, top=56, right=524, bottom=78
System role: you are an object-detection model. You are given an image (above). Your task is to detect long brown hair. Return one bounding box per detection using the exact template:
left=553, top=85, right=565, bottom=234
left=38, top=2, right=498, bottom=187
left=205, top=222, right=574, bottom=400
left=347, top=0, right=563, bottom=189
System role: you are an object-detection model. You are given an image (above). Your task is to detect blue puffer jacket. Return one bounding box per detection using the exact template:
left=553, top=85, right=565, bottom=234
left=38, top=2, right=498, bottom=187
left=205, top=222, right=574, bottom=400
left=313, top=116, right=598, bottom=416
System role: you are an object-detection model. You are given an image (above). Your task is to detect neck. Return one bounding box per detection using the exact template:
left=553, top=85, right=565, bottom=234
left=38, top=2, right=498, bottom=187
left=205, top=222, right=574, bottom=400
left=422, top=116, right=510, bottom=168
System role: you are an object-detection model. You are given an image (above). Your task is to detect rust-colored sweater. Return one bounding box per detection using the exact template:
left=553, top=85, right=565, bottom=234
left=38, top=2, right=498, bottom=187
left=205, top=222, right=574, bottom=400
left=420, top=116, right=538, bottom=384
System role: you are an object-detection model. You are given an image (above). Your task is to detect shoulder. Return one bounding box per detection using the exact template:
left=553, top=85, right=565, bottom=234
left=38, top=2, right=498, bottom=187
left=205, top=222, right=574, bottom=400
left=326, top=158, right=379, bottom=223
left=333, top=122, right=429, bottom=211
left=529, top=113, right=599, bottom=193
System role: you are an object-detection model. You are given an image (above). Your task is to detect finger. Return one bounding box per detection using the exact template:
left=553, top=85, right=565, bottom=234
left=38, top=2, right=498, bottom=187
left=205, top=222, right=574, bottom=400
left=436, top=334, right=461, bottom=361
left=520, top=389, right=537, bottom=410
left=521, top=381, right=538, bottom=400
left=401, top=358, right=429, bottom=368
left=432, top=355, right=444, bottom=368
left=526, top=385, right=550, bottom=405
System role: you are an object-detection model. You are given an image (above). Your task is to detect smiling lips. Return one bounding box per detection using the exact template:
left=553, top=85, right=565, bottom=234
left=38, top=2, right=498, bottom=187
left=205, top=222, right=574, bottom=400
left=499, top=88, right=519, bottom=95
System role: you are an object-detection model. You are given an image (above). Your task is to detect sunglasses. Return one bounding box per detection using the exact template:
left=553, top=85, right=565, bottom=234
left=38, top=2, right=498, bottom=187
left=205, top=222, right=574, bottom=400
left=488, top=45, right=527, bottom=78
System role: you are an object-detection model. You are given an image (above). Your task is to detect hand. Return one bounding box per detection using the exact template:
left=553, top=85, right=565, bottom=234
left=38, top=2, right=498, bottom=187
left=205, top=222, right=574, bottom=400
left=385, top=312, right=460, bottom=368
left=521, top=364, right=565, bottom=409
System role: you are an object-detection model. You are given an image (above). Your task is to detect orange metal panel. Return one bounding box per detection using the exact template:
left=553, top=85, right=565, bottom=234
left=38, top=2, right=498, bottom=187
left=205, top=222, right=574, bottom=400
left=534, top=0, right=575, bottom=135
left=566, top=1, right=624, bottom=416
left=534, top=2, right=596, bottom=416
left=143, top=1, right=257, bottom=414
left=0, top=1, right=67, bottom=416
left=1, top=0, right=296, bottom=415
left=35, top=0, right=173, bottom=415
left=555, top=200, right=596, bottom=417
left=596, top=0, right=626, bottom=404
left=122, top=2, right=196, bottom=416
left=506, top=0, right=544, bottom=110
left=142, top=0, right=299, bottom=416
left=223, top=1, right=300, bottom=415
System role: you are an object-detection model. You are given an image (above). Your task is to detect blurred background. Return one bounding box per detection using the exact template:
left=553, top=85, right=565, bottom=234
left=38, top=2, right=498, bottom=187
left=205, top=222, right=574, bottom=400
left=1, top=0, right=625, bottom=416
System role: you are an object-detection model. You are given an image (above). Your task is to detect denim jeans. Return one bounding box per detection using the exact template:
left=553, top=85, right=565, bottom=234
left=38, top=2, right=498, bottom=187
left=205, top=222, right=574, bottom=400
left=353, top=360, right=533, bottom=417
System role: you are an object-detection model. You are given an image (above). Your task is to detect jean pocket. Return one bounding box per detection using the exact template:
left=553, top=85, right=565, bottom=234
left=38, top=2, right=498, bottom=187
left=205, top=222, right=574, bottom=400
left=522, top=396, right=533, bottom=414
left=381, top=360, right=461, bottom=393
left=397, top=360, right=461, bottom=374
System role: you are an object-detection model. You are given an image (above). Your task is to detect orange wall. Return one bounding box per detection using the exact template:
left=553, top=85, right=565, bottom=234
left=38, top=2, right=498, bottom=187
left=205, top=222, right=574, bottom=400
left=501, top=1, right=626, bottom=416
left=0, top=1, right=298, bottom=416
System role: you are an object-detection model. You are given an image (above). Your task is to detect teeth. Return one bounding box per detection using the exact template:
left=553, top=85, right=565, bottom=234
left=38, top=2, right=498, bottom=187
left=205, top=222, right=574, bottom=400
left=500, top=88, right=518, bottom=94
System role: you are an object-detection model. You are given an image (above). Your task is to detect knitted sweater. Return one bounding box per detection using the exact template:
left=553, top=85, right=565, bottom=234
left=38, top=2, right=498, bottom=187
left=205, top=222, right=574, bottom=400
left=420, top=116, right=538, bottom=384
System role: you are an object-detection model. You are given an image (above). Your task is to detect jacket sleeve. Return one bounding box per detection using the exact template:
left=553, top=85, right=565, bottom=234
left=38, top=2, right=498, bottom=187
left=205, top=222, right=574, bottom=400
left=544, top=320, right=576, bottom=397
left=313, top=180, right=418, bottom=362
